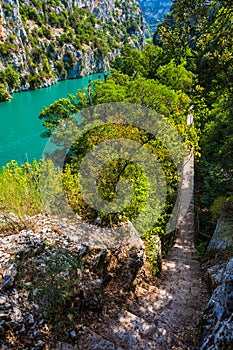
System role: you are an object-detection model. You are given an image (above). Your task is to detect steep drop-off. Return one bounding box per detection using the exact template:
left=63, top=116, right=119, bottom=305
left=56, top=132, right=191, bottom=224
left=0, top=0, right=144, bottom=99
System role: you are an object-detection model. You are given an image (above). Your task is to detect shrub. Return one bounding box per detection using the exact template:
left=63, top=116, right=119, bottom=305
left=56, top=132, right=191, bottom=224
left=0, top=86, right=11, bottom=101
left=0, top=161, right=43, bottom=232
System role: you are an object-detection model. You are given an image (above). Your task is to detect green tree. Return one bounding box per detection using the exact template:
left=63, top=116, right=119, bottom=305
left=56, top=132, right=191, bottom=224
left=39, top=97, right=79, bottom=137
left=156, top=59, right=196, bottom=93
left=2, top=66, right=19, bottom=90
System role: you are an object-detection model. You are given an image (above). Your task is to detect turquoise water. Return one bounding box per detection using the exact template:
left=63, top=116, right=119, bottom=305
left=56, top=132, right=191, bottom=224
left=0, top=73, right=105, bottom=167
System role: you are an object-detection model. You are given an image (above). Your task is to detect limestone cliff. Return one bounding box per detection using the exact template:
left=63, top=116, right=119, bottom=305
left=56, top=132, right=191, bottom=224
left=0, top=0, right=144, bottom=98
left=138, top=0, right=171, bottom=33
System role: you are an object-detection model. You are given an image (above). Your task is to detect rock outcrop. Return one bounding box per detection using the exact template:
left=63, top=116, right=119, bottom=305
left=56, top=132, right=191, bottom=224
left=0, top=215, right=148, bottom=349
left=0, top=0, right=144, bottom=97
left=207, top=216, right=233, bottom=252
left=200, top=259, right=233, bottom=350
left=199, top=216, right=233, bottom=349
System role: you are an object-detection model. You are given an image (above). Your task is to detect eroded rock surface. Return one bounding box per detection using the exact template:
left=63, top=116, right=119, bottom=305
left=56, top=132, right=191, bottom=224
left=199, top=216, right=233, bottom=350
left=0, top=216, right=146, bottom=349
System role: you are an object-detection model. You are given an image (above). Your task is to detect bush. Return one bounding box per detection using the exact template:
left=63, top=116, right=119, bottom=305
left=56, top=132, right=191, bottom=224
left=0, top=161, right=43, bottom=232
left=27, top=74, right=42, bottom=89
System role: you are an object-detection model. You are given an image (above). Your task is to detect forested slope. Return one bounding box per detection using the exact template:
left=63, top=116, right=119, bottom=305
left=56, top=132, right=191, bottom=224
left=0, top=0, right=144, bottom=100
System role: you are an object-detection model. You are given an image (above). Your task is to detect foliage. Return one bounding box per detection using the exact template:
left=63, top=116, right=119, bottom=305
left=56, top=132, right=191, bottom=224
left=0, top=66, right=20, bottom=100
left=3, top=65, right=20, bottom=90
left=112, top=44, right=168, bottom=80
left=195, top=241, right=208, bottom=256
left=0, top=160, right=43, bottom=232
left=37, top=43, right=199, bottom=270
left=0, top=86, right=11, bottom=101
left=156, top=59, right=196, bottom=93
left=39, top=97, right=78, bottom=137
left=210, top=196, right=228, bottom=221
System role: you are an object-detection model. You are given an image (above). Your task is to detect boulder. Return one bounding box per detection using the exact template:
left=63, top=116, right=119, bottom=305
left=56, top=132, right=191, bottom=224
left=199, top=215, right=233, bottom=349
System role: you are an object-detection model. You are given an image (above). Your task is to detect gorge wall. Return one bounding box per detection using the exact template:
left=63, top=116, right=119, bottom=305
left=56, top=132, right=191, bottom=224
left=0, top=0, right=144, bottom=99
left=138, top=0, right=171, bottom=32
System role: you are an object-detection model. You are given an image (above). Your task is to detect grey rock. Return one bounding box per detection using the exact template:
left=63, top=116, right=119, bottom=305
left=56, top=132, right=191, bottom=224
left=0, top=311, right=10, bottom=319
left=94, top=217, right=102, bottom=225
left=27, top=313, right=35, bottom=325
left=69, top=330, right=77, bottom=340
left=11, top=306, right=23, bottom=322
left=0, top=213, right=146, bottom=348
left=1, top=263, right=17, bottom=290
left=1, top=275, right=14, bottom=290
left=0, top=325, right=5, bottom=336
left=0, top=296, right=7, bottom=305
left=200, top=258, right=233, bottom=349
left=19, top=324, right=26, bottom=333
left=54, top=342, right=76, bottom=350
left=207, top=217, right=233, bottom=251
left=35, top=340, right=46, bottom=349
left=93, top=338, right=115, bottom=349
left=32, top=329, right=41, bottom=338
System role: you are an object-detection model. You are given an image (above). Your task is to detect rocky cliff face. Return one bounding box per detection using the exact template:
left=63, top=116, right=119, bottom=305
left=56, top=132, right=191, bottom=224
left=0, top=0, right=144, bottom=98
left=138, top=0, right=171, bottom=33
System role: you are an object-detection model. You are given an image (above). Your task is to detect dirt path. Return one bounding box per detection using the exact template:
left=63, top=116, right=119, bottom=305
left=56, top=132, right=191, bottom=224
left=76, top=213, right=209, bottom=349
left=148, top=151, right=210, bottom=348
left=120, top=153, right=210, bottom=349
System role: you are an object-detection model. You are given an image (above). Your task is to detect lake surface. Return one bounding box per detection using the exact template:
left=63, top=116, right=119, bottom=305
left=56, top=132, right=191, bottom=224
left=0, top=73, right=105, bottom=167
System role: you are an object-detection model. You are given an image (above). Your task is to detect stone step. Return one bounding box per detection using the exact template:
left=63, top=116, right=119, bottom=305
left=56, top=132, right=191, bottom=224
left=78, top=311, right=162, bottom=350
left=75, top=327, right=118, bottom=350
left=118, top=310, right=156, bottom=336
left=125, top=285, right=173, bottom=322
left=106, top=310, right=182, bottom=350
left=112, top=311, right=159, bottom=348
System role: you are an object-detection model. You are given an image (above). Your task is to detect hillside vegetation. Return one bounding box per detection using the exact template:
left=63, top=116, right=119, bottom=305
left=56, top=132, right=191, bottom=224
left=0, top=0, right=144, bottom=100
left=0, top=1, right=232, bottom=348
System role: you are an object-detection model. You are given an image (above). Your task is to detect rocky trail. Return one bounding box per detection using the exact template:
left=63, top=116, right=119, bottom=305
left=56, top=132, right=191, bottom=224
left=75, top=200, right=210, bottom=350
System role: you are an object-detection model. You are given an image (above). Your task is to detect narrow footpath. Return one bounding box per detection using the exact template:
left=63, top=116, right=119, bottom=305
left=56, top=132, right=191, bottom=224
left=75, top=153, right=210, bottom=350
left=75, top=203, right=209, bottom=350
